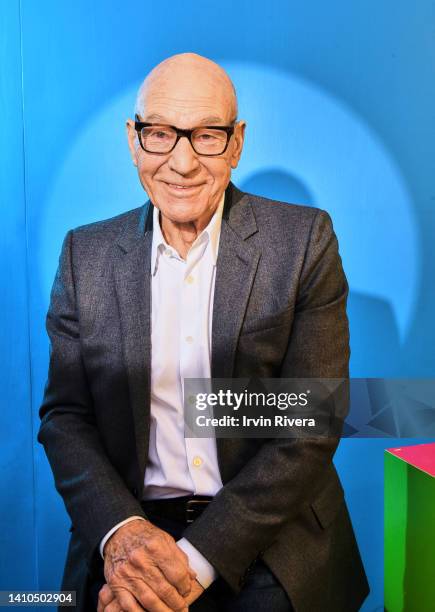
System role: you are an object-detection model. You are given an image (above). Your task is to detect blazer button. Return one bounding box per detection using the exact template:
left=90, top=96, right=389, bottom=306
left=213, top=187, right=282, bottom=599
left=131, top=487, right=138, bottom=497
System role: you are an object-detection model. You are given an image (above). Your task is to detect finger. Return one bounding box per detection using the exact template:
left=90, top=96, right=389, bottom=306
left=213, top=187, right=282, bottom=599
left=141, top=566, right=188, bottom=611
left=104, top=599, right=124, bottom=612
left=176, top=550, right=197, bottom=583
left=184, top=580, right=205, bottom=607
left=114, top=585, right=178, bottom=612
left=117, top=558, right=188, bottom=611
left=143, top=533, right=192, bottom=596
left=174, top=547, right=198, bottom=581
left=98, top=583, right=116, bottom=612
left=159, top=562, right=191, bottom=599
left=151, top=545, right=193, bottom=597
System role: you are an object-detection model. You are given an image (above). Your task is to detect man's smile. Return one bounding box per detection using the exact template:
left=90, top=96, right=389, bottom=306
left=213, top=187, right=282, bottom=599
left=163, top=181, right=205, bottom=194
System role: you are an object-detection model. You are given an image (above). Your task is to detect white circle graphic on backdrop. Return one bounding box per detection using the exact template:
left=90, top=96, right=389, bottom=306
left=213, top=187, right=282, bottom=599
left=40, top=61, right=418, bottom=342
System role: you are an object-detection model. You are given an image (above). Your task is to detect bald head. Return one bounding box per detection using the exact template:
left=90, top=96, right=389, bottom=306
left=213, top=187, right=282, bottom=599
left=134, top=53, right=238, bottom=123
left=126, top=53, right=246, bottom=232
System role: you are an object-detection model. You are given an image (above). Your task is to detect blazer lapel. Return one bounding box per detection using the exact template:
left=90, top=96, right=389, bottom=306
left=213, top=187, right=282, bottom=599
left=113, top=202, right=153, bottom=490
left=212, top=184, right=261, bottom=481
left=211, top=183, right=261, bottom=379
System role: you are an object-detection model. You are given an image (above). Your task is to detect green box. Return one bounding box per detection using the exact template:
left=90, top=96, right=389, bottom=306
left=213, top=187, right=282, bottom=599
left=385, top=443, right=435, bottom=611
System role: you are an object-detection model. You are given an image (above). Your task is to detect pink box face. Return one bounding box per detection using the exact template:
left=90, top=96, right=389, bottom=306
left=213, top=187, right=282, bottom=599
left=387, top=442, right=435, bottom=477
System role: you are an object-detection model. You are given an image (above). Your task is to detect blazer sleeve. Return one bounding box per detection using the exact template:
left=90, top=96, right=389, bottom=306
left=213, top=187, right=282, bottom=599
left=182, top=209, right=350, bottom=593
left=37, top=229, right=146, bottom=568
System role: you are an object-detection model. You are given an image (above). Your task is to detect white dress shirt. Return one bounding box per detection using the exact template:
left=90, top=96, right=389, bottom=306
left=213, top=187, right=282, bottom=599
left=99, top=193, right=225, bottom=589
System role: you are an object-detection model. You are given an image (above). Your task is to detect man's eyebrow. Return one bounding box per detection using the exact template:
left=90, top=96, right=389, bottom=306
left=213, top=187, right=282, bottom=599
left=143, top=113, right=169, bottom=123
left=143, top=113, right=226, bottom=125
left=196, top=115, right=225, bottom=125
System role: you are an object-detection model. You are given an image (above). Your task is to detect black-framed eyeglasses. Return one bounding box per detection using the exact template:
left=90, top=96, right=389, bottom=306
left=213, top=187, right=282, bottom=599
left=134, top=114, right=236, bottom=156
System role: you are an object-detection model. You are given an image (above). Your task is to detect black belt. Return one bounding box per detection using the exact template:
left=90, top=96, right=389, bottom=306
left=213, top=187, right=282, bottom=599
left=140, top=494, right=213, bottom=525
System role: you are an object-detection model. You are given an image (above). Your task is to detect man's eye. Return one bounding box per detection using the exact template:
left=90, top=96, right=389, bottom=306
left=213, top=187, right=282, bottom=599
left=198, top=133, right=217, bottom=141
left=152, top=130, right=171, bottom=139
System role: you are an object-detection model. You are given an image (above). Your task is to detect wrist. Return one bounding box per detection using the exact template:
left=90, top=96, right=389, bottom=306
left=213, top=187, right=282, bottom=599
left=103, top=517, right=147, bottom=557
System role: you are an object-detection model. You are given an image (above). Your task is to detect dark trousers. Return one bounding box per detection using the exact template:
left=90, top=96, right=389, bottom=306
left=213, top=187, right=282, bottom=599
left=89, top=511, right=294, bottom=612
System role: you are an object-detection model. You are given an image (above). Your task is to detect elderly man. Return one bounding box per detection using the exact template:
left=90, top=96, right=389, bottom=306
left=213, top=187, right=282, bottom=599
left=38, top=53, right=369, bottom=611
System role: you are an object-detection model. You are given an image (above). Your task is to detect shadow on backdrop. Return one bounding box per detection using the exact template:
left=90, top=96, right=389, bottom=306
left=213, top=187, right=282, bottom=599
left=241, top=169, right=314, bottom=206
left=240, top=170, right=403, bottom=378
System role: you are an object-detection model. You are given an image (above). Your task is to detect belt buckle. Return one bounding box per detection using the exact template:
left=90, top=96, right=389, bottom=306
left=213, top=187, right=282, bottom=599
left=185, top=499, right=210, bottom=524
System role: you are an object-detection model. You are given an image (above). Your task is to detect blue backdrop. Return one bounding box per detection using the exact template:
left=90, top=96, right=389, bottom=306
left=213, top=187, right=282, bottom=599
left=2, top=1, right=435, bottom=609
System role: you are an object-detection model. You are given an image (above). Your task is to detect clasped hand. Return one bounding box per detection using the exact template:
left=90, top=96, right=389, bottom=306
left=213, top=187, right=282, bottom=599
left=97, top=519, right=204, bottom=611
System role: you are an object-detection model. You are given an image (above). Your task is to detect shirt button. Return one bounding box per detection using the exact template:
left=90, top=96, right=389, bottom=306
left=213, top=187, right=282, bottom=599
left=192, top=456, right=203, bottom=467
left=186, top=336, right=194, bottom=344
left=185, top=275, right=194, bottom=284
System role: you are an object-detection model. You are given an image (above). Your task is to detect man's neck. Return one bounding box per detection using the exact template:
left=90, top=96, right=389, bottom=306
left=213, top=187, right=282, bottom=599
left=159, top=196, right=224, bottom=260
left=159, top=216, right=209, bottom=260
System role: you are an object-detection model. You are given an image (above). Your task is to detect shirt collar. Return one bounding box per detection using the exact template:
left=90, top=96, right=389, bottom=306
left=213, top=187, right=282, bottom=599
left=151, top=192, right=225, bottom=274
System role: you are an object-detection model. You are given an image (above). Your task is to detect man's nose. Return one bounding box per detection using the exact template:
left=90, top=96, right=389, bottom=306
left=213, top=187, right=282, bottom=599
left=167, top=136, right=200, bottom=175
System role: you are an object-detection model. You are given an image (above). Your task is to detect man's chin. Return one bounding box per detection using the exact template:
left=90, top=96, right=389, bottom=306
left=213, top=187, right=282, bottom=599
left=156, top=197, right=212, bottom=225
left=160, top=209, right=206, bottom=225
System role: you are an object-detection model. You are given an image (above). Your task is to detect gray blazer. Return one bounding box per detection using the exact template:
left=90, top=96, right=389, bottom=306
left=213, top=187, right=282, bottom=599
left=38, top=181, right=369, bottom=611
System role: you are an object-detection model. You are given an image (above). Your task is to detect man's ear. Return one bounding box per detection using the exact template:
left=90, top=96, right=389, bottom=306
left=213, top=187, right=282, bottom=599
left=230, top=120, right=246, bottom=169
left=126, top=119, right=138, bottom=167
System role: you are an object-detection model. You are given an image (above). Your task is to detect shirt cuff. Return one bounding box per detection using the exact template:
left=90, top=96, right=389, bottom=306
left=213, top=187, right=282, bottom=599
left=177, top=537, right=218, bottom=589
left=99, top=516, right=146, bottom=559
